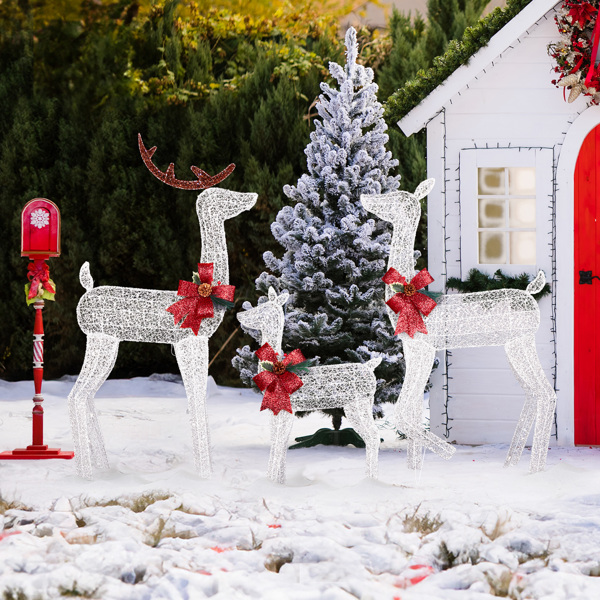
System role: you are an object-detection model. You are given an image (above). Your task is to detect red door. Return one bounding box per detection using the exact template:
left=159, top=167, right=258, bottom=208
left=575, top=124, right=600, bottom=444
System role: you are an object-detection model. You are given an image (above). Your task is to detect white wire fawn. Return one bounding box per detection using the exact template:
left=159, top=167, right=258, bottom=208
left=361, top=179, right=556, bottom=473
left=68, top=141, right=257, bottom=479
left=237, top=287, right=382, bottom=483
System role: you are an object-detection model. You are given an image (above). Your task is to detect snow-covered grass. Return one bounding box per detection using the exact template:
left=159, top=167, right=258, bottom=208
left=1, top=376, right=600, bottom=599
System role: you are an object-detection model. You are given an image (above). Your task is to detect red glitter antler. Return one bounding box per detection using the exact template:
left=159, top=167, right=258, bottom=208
left=138, top=134, right=235, bottom=190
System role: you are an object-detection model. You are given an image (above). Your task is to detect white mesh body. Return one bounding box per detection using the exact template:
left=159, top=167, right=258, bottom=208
left=292, top=364, right=378, bottom=411
left=361, top=181, right=556, bottom=473
left=423, top=289, right=539, bottom=350
left=237, top=288, right=381, bottom=483
left=77, top=288, right=226, bottom=342
left=68, top=188, right=257, bottom=479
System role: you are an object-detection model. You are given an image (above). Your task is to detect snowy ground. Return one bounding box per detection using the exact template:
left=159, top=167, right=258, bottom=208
left=1, top=377, right=600, bottom=599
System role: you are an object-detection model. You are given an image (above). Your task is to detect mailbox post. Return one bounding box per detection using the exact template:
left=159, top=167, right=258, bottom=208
left=0, top=199, right=74, bottom=460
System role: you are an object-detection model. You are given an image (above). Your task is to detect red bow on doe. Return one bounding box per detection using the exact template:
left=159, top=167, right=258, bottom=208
left=253, top=343, right=311, bottom=415
left=166, top=263, right=235, bottom=335
left=382, top=267, right=437, bottom=338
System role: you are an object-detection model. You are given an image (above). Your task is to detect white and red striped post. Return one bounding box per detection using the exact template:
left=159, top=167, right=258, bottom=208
left=32, top=298, right=46, bottom=448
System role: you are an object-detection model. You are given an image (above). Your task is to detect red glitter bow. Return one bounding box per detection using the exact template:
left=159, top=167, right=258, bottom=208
left=382, top=267, right=437, bottom=338
left=166, top=263, right=235, bottom=335
left=27, top=260, right=55, bottom=300
left=253, top=343, right=307, bottom=415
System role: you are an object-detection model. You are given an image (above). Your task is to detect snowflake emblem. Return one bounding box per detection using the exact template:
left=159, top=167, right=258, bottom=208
left=30, top=209, right=50, bottom=229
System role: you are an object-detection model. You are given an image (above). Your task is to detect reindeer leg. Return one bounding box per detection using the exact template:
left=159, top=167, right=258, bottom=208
left=344, top=401, right=380, bottom=479
left=68, top=333, right=119, bottom=479
left=267, top=411, right=294, bottom=484
left=395, top=336, right=428, bottom=469
left=395, top=339, right=455, bottom=469
left=87, top=400, right=110, bottom=471
left=504, top=336, right=556, bottom=472
left=175, top=336, right=212, bottom=478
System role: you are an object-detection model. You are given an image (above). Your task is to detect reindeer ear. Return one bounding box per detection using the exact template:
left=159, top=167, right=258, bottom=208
left=414, top=178, right=435, bottom=200
left=268, top=287, right=277, bottom=301
left=276, top=291, right=289, bottom=306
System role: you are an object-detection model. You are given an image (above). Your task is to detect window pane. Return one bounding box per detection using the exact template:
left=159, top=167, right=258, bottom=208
left=510, top=232, right=536, bottom=264
left=478, top=198, right=506, bottom=228
left=509, top=197, right=536, bottom=228
left=479, top=231, right=506, bottom=264
left=508, top=167, right=535, bottom=195
left=478, top=168, right=505, bottom=195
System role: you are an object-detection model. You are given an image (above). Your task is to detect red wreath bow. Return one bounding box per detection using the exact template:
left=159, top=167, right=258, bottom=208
left=166, top=263, right=235, bottom=335
left=253, top=343, right=309, bottom=415
left=382, top=267, right=437, bottom=338
left=27, top=260, right=55, bottom=300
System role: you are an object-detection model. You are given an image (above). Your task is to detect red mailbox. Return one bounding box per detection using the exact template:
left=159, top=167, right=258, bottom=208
left=21, top=198, right=61, bottom=258
left=0, top=198, right=73, bottom=461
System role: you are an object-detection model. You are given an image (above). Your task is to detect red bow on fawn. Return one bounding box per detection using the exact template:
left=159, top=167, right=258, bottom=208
left=382, top=267, right=438, bottom=338
left=253, top=343, right=314, bottom=415
left=166, top=263, right=235, bottom=335
left=27, top=260, right=55, bottom=300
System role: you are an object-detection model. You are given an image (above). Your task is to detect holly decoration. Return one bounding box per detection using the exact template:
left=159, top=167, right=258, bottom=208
left=25, top=260, right=56, bottom=305
left=382, top=268, right=439, bottom=338
left=253, top=343, right=315, bottom=415
left=548, top=1, right=600, bottom=103
left=166, top=262, right=235, bottom=335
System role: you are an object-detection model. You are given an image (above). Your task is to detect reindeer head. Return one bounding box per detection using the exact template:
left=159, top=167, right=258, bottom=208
left=138, top=134, right=257, bottom=220
left=196, top=188, right=257, bottom=221
left=360, top=179, right=435, bottom=225
left=236, top=287, right=289, bottom=332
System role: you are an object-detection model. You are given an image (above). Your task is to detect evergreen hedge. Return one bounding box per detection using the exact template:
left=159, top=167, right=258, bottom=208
left=0, top=0, right=508, bottom=385
left=0, top=0, right=344, bottom=381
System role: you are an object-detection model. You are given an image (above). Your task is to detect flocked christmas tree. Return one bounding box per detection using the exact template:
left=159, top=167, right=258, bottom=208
left=233, top=27, right=407, bottom=437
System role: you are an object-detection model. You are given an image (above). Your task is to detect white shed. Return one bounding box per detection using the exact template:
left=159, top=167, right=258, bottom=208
left=397, top=0, right=600, bottom=447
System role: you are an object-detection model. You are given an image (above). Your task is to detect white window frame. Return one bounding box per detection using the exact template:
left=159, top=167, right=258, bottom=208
left=460, top=148, right=553, bottom=277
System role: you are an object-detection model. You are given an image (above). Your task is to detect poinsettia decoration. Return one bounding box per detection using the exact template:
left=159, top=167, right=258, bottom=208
left=382, top=267, right=439, bottom=338
left=166, top=262, right=234, bottom=335
left=548, top=1, right=600, bottom=103
left=253, top=343, right=315, bottom=415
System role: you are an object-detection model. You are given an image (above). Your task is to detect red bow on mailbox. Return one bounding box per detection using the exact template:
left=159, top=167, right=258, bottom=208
left=27, top=261, right=56, bottom=301
left=382, top=267, right=438, bottom=338
left=166, top=263, right=235, bottom=335
left=253, top=343, right=314, bottom=415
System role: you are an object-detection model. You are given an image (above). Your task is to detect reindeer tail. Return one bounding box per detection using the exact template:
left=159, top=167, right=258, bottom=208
left=526, top=270, right=545, bottom=295
left=79, top=262, right=94, bottom=291
left=366, top=357, right=383, bottom=371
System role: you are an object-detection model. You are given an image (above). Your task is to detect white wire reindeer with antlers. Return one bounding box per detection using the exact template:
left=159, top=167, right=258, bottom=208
left=361, top=179, right=556, bottom=473
left=68, top=135, right=257, bottom=479
left=237, top=287, right=382, bottom=483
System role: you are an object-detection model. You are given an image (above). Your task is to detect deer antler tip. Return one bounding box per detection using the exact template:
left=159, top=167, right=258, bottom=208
left=190, top=165, right=208, bottom=178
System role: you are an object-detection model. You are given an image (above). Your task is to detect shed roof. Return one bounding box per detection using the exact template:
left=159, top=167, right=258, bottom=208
left=396, top=0, right=558, bottom=136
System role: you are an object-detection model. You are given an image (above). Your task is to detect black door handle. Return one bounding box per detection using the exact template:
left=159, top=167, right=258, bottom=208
left=579, top=270, right=600, bottom=284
